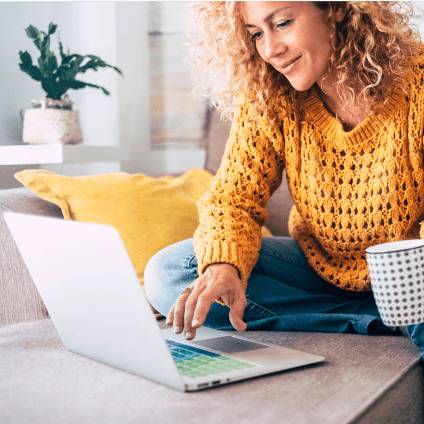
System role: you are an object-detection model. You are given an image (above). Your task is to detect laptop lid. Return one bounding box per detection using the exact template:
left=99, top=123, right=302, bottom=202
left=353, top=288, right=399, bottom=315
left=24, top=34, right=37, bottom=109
left=4, top=212, right=185, bottom=391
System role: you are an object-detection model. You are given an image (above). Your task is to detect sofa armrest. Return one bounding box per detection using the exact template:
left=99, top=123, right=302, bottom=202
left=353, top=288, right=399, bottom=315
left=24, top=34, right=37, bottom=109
left=0, top=187, right=63, bottom=326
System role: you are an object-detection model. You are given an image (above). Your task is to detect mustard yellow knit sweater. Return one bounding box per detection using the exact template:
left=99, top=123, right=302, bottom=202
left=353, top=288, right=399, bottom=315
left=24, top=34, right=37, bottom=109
left=193, top=51, right=424, bottom=292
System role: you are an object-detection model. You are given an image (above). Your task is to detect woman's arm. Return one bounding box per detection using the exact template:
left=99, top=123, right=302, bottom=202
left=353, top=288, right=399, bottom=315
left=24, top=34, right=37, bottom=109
left=167, top=100, right=286, bottom=340
left=194, top=100, right=286, bottom=288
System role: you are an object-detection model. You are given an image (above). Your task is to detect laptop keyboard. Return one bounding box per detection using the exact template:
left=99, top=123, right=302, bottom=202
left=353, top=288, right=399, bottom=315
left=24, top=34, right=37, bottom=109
left=166, top=339, right=258, bottom=379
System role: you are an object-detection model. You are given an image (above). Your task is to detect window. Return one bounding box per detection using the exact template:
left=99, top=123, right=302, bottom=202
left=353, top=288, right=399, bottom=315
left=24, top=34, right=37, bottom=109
left=149, top=2, right=208, bottom=148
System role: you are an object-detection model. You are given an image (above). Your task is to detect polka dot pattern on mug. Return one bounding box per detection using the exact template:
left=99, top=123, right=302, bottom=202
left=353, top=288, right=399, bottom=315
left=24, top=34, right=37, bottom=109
left=366, top=246, right=424, bottom=326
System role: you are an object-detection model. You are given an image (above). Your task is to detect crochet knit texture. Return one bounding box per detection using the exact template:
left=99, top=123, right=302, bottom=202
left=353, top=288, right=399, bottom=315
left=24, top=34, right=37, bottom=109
left=193, top=50, right=424, bottom=293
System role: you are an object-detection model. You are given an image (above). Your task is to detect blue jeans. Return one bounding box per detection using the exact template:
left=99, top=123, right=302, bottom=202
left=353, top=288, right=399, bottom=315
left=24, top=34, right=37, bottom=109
left=144, top=237, right=424, bottom=356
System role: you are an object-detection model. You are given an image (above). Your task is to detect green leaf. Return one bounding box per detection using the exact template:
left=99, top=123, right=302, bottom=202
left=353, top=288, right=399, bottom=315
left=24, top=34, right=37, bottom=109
left=26, top=25, right=40, bottom=39
left=46, top=55, right=58, bottom=76
left=37, top=54, right=57, bottom=80
left=68, top=80, right=111, bottom=96
left=86, top=55, right=100, bottom=60
left=40, top=77, right=61, bottom=100
left=19, top=63, right=43, bottom=82
left=21, top=23, right=122, bottom=97
left=19, top=50, right=33, bottom=66
left=59, top=39, right=66, bottom=60
left=60, top=54, right=80, bottom=66
left=68, top=80, right=86, bottom=90
left=48, top=23, right=57, bottom=35
left=53, top=84, right=67, bottom=99
left=34, top=37, right=42, bottom=51
left=112, top=66, right=123, bottom=76
left=78, top=58, right=98, bottom=74
left=37, top=56, right=46, bottom=76
left=77, top=55, right=123, bottom=76
left=73, top=56, right=85, bottom=68
left=42, top=36, right=51, bottom=56
left=53, top=78, right=70, bottom=97
left=67, top=56, right=85, bottom=79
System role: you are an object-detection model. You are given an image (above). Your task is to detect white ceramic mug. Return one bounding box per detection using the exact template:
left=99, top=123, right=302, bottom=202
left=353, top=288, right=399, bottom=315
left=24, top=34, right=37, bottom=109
left=366, top=240, right=424, bottom=326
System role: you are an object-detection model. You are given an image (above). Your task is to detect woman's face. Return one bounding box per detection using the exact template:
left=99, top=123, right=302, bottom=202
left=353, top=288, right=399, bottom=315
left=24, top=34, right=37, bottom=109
left=241, top=1, right=342, bottom=91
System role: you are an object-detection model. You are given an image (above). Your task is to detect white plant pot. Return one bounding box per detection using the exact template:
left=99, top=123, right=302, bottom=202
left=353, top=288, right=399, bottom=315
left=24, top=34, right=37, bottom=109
left=21, top=94, right=83, bottom=144
left=22, top=108, right=83, bottom=145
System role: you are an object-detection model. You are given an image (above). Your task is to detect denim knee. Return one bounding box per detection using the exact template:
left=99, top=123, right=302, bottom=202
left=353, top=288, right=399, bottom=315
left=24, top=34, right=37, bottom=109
left=144, top=238, right=198, bottom=316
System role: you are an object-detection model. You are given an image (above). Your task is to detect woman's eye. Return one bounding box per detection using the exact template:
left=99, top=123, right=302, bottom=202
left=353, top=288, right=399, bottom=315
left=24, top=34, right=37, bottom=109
left=250, top=20, right=293, bottom=42
left=251, top=32, right=260, bottom=41
left=276, top=19, right=293, bottom=28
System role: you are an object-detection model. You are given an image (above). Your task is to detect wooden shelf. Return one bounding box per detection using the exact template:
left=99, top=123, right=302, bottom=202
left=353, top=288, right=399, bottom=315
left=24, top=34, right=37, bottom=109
left=0, top=145, right=131, bottom=165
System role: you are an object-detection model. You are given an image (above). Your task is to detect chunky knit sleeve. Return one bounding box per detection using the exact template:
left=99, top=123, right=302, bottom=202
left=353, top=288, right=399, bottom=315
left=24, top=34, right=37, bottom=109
left=193, top=101, right=286, bottom=288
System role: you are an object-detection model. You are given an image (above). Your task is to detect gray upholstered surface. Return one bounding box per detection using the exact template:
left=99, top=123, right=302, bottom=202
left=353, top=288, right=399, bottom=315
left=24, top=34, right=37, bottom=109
left=0, top=187, right=63, bottom=325
left=1, top=318, right=422, bottom=424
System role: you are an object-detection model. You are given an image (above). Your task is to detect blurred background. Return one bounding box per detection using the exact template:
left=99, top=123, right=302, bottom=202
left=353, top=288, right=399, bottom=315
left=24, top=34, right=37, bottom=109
left=0, top=1, right=208, bottom=189
left=149, top=2, right=207, bottom=149
left=1, top=1, right=424, bottom=189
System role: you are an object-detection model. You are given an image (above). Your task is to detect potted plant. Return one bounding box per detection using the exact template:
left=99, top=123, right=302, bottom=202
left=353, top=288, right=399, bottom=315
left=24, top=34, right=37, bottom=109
left=19, top=22, right=123, bottom=145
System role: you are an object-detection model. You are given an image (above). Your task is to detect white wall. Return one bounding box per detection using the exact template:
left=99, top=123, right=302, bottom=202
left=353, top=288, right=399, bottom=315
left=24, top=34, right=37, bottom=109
left=411, top=2, right=424, bottom=35
left=116, top=2, right=151, bottom=175
left=148, top=2, right=193, bottom=34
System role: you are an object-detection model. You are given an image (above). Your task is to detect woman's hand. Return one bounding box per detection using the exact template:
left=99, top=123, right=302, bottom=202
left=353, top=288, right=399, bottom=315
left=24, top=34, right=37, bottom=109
left=166, top=263, right=247, bottom=340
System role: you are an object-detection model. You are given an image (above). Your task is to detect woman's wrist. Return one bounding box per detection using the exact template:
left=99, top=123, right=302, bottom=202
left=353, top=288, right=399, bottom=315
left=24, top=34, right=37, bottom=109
left=204, top=262, right=241, bottom=279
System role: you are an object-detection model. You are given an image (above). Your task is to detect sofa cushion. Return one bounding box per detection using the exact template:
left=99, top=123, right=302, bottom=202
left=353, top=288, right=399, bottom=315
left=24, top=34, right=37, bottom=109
left=14, top=168, right=216, bottom=290
left=0, top=187, right=63, bottom=326
left=0, top=318, right=422, bottom=424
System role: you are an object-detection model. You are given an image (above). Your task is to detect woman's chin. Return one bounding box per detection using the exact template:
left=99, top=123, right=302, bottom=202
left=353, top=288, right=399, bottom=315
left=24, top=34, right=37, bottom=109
left=286, top=77, right=315, bottom=92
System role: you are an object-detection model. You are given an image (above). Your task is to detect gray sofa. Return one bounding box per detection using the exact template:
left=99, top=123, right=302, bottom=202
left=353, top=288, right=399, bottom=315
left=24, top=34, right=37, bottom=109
left=0, top=112, right=423, bottom=423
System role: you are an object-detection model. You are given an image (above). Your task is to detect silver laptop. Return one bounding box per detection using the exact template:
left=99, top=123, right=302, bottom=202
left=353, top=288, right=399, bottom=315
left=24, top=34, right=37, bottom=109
left=4, top=212, right=325, bottom=392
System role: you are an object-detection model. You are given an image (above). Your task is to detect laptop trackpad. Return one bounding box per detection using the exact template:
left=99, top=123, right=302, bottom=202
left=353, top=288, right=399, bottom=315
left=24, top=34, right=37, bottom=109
left=190, top=336, right=269, bottom=354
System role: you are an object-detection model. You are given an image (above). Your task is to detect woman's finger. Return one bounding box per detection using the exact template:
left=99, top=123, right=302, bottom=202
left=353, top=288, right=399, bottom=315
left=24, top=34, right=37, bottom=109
left=172, top=286, right=193, bottom=333
left=166, top=303, right=175, bottom=325
left=228, top=295, right=247, bottom=331
left=191, top=283, right=227, bottom=328
left=183, top=287, right=204, bottom=340
left=191, top=295, right=215, bottom=328
left=220, top=284, right=247, bottom=331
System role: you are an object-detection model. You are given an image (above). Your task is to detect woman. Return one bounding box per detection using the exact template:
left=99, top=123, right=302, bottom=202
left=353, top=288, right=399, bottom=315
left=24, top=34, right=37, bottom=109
left=144, top=1, right=424, bottom=355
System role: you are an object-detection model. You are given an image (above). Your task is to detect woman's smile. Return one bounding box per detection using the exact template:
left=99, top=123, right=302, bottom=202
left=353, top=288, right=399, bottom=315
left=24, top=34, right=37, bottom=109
left=275, top=54, right=302, bottom=74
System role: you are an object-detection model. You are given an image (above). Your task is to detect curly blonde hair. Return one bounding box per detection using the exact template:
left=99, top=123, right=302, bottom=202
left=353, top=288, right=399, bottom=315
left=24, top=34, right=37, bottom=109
left=186, top=1, right=421, bottom=123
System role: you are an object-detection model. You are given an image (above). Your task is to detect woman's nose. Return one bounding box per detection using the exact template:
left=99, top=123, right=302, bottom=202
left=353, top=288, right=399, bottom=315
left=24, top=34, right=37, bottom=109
left=264, top=33, right=285, bottom=61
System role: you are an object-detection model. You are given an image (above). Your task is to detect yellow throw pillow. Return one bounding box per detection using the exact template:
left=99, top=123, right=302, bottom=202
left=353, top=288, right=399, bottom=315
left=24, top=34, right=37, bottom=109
left=15, top=168, right=273, bottom=292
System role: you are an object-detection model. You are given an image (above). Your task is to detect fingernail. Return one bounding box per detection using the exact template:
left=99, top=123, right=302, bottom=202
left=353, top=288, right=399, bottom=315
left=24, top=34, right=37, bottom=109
left=174, top=326, right=181, bottom=333
left=192, top=319, right=200, bottom=327
left=185, top=332, right=192, bottom=339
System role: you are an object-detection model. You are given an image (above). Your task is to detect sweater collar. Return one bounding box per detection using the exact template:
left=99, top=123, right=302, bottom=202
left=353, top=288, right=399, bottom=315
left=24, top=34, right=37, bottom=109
left=302, top=74, right=406, bottom=149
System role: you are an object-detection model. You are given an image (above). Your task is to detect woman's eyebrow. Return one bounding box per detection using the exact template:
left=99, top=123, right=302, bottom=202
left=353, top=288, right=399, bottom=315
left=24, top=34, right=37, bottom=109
left=244, top=7, right=292, bottom=28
